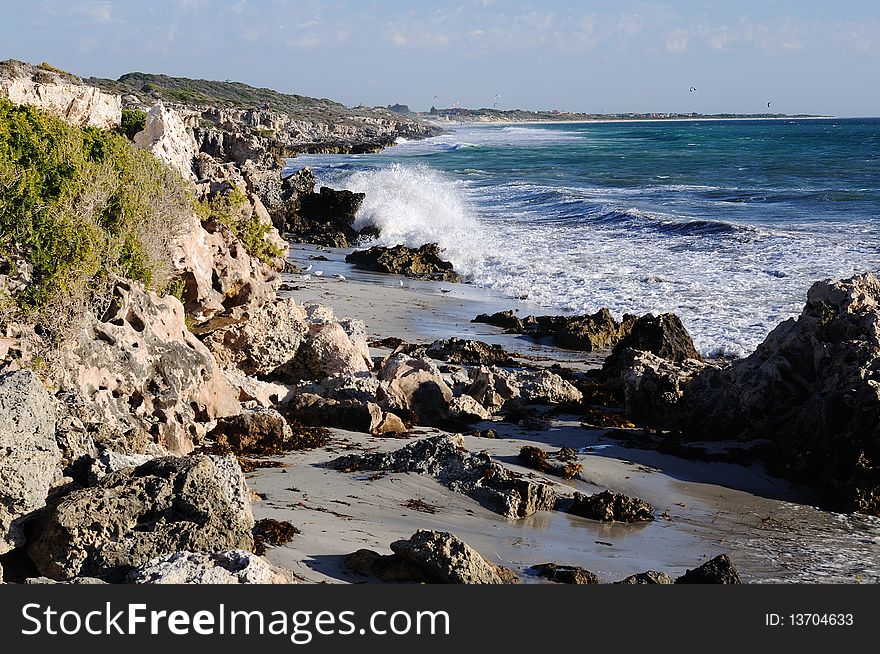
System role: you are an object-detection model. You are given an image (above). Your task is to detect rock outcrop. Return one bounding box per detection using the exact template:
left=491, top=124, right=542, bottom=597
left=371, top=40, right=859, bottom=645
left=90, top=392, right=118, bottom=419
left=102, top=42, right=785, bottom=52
left=346, top=244, right=462, bottom=282
left=605, top=312, right=702, bottom=367
left=0, top=370, right=60, bottom=554
left=532, top=563, right=600, bottom=584
left=467, top=366, right=583, bottom=412
left=473, top=308, right=633, bottom=351
left=330, top=435, right=557, bottom=519
left=0, top=60, right=121, bottom=129
left=615, top=571, right=675, bottom=584
left=134, top=103, right=198, bottom=180
left=127, top=550, right=294, bottom=584
left=57, top=281, right=240, bottom=455
left=681, top=274, right=880, bottom=514
left=28, top=455, right=254, bottom=581
left=378, top=354, right=453, bottom=424
left=345, top=530, right=519, bottom=584
left=562, top=491, right=655, bottom=523
left=675, top=554, right=742, bottom=584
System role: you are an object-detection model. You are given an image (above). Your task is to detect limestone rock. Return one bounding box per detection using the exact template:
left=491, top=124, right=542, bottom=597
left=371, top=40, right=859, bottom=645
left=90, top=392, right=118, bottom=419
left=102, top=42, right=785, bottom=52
left=563, top=491, right=655, bottom=523
left=0, top=60, right=121, bottom=129
left=378, top=354, right=453, bottom=424
left=201, top=298, right=308, bottom=377
left=222, top=369, right=293, bottom=407
left=681, top=273, right=880, bottom=514
left=28, top=455, right=254, bottom=581
left=605, top=312, right=702, bottom=367
left=127, top=550, right=295, bottom=584
left=134, top=103, right=198, bottom=180
left=346, top=244, right=462, bottom=282
left=57, top=281, right=240, bottom=455
left=473, top=308, right=633, bottom=351
left=0, top=370, right=60, bottom=554
left=532, top=563, right=599, bottom=584
left=426, top=338, right=516, bottom=366
left=616, top=571, right=675, bottom=585
left=448, top=394, right=492, bottom=422
left=467, top=366, right=582, bottom=412
left=675, top=554, right=742, bottom=584
left=330, top=434, right=556, bottom=519
left=346, top=531, right=519, bottom=584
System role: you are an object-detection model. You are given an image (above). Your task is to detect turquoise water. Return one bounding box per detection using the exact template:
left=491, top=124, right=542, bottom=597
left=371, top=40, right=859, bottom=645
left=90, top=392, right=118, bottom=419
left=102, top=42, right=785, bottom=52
left=292, top=118, right=880, bottom=356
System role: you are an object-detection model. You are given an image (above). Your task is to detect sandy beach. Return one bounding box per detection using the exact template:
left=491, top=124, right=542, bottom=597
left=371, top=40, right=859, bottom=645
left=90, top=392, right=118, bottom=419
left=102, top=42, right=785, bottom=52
left=245, top=245, right=880, bottom=584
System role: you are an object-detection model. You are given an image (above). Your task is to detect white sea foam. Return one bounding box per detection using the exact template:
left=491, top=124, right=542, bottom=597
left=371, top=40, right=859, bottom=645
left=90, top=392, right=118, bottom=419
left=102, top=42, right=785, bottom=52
left=307, top=126, right=880, bottom=359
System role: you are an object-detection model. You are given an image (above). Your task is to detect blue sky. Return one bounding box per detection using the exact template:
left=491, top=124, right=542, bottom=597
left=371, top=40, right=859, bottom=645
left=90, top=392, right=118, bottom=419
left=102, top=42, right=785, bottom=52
left=1, top=0, right=878, bottom=115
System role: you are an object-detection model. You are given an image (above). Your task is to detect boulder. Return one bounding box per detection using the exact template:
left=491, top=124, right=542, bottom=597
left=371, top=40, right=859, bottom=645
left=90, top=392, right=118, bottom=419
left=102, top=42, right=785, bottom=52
left=681, top=273, right=880, bottom=514
left=473, top=308, right=633, bottom=351
left=57, top=281, right=240, bottom=455
left=213, top=407, right=292, bottom=452
left=426, top=338, right=516, bottom=366
left=284, top=393, right=403, bottom=435
left=346, top=244, right=462, bottom=282
left=532, top=563, right=599, bottom=584
left=675, top=554, right=742, bottom=584
left=609, top=349, right=709, bottom=424
left=28, top=455, right=254, bottom=581
left=605, top=312, right=702, bottom=368
left=329, top=434, right=557, bottom=519
left=134, top=103, right=198, bottom=180
left=292, top=319, right=372, bottom=381
left=221, top=369, right=293, bottom=407
left=378, top=354, right=453, bottom=424
left=615, top=571, right=675, bottom=584
left=127, top=550, right=294, bottom=584
left=0, top=370, right=61, bottom=554
left=345, top=531, right=519, bottom=584
left=467, top=366, right=582, bottom=412
left=201, top=299, right=308, bottom=377
left=562, top=491, right=655, bottom=523
left=447, top=394, right=492, bottom=422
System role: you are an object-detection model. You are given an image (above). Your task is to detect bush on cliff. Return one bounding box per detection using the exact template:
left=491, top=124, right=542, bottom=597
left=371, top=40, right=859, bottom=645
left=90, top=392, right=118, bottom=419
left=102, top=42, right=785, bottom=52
left=0, top=98, right=191, bottom=324
left=120, top=108, right=147, bottom=140
left=195, top=186, right=283, bottom=267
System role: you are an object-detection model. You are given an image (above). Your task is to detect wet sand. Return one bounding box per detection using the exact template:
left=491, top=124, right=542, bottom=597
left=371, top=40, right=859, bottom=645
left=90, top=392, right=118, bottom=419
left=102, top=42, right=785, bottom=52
left=249, top=244, right=880, bottom=584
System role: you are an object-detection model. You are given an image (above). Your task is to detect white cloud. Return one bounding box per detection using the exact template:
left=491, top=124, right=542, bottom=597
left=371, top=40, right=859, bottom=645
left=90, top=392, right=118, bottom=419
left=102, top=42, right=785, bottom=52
left=665, top=28, right=688, bottom=52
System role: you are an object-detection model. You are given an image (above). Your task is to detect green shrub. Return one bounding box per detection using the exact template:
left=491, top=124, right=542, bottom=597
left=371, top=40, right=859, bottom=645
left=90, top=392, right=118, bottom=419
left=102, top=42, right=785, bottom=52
left=195, top=187, right=283, bottom=266
left=120, top=108, right=147, bottom=140
left=0, top=98, right=191, bottom=324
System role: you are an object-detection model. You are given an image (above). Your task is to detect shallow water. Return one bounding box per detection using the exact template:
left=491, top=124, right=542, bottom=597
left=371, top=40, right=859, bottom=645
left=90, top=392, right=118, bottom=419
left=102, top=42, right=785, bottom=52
left=289, top=118, right=880, bottom=357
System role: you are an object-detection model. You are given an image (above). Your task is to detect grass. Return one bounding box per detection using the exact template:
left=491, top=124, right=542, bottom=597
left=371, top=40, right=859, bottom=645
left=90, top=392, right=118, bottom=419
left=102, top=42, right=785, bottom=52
left=0, top=97, right=191, bottom=327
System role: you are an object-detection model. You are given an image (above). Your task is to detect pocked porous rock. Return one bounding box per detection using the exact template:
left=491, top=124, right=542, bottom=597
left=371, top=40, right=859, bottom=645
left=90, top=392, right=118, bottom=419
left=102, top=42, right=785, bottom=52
left=290, top=309, right=372, bottom=380
left=680, top=273, right=880, bottom=514
left=28, top=455, right=254, bottom=582
left=346, top=244, right=462, bottom=282
left=473, top=308, right=634, bottom=351
left=467, top=366, right=583, bottom=412
left=345, top=530, right=519, bottom=584
left=57, top=281, right=240, bottom=455
left=127, top=550, right=295, bottom=585
left=0, top=59, right=121, bottom=129
left=675, top=554, right=742, bottom=584
left=329, top=435, right=557, bottom=519
left=562, top=491, right=655, bottom=523
left=134, top=103, right=198, bottom=180
left=426, top=338, right=517, bottom=367
left=201, top=299, right=309, bottom=378
left=0, top=370, right=61, bottom=554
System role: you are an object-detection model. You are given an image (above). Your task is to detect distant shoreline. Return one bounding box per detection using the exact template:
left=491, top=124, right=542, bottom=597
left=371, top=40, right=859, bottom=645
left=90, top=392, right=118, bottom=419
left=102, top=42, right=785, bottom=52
left=423, top=115, right=836, bottom=128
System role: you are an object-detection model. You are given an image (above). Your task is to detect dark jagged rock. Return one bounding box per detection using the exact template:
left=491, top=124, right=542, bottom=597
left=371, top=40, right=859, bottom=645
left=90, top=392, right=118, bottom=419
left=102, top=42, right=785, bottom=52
left=532, top=563, right=599, bottom=584
left=615, top=571, right=675, bottom=584
left=282, top=186, right=368, bottom=247
left=604, top=312, right=702, bottom=371
left=675, top=554, right=742, bottom=584
left=329, top=434, right=556, bottom=518
left=517, top=446, right=582, bottom=480
left=28, top=455, right=254, bottom=581
left=679, top=273, right=880, bottom=515
left=346, top=244, right=462, bottom=282
left=214, top=408, right=329, bottom=453
left=473, top=308, right=634, bottom=351
left=426, top=338, right=516, bottom=366
left=345, top=530, right=519, bottom=584
left=562, top=491, right=655, bottom=523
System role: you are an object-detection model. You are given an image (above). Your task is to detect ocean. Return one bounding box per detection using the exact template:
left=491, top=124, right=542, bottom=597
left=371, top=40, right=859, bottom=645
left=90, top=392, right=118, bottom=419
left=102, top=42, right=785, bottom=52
left=290, top=117, right=880, bottom=357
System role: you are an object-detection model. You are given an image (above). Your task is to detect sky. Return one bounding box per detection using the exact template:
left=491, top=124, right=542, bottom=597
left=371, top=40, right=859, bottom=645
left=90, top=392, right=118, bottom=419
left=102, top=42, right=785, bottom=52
left=1, top=0, right=878, bottom=116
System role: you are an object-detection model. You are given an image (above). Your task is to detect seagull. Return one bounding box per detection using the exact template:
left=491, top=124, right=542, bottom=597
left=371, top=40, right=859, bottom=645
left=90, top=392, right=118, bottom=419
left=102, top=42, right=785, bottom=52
left=304, top=264, right=313, bottom=272
left=314, top=270, right=324, bottom=277
left=335, top=274, right=347, bottom=282
left=439, top=288, right=451, bottom=294
left=301, top=274, right=312, bottom=281
left=399, top=280, right=404, bottom=287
